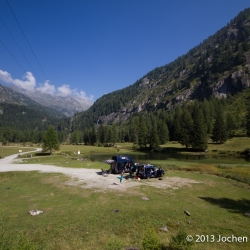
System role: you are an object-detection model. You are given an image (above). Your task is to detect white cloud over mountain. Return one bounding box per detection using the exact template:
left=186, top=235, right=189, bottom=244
left=0, top=69, right=94, bottom=102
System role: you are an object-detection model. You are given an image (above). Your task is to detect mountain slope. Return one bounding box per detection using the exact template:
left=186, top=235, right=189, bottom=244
left=0, top=84, right=71, bottom=131
left=0, top=84, right=65, bottom=119
left=74, top=8, right=250, bottom=129
left=11, top=86, right=93, bottom=117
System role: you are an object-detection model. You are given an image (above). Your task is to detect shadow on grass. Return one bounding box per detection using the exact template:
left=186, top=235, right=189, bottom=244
left=199, top=197, right=250, bottom=215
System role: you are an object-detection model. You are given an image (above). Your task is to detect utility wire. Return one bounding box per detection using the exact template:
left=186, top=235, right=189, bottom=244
left=0, top=15, right=42, bottom=83
left=0, top=39, right=26, bottom=72
left=5, top=0, right=48, bottom=81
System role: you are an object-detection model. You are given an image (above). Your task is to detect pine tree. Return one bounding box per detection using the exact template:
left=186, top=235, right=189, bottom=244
left=98, top=124, right=106, bottom=144
left=71, top=131, right=80, bottom=144
left=173, top=112, right=182, bottom=141
left=179, top=108, right=193, bottom=148
left=245, top=105, right=250, bottom=137
left=149, top=119, right=160, bottom=151
left=90, top=126, right=97, bottom=145
left=129, top=117, right=139, bottom=144
left=83, top=128, right=90, bottom=145
left=191, top=104, right=208, bottom=150
left=226, top=113, right=235, bottom=136
left=212, top=107, right=228, bottom=144
left=138, top=116, right=148, bottom=148
left=111, top=124, right=117, bottom=145
left=42, top=126, right=60, bottom=154
left=201, top=99, right=212, bottom=133
left=158, top=120, right=169, bottom=144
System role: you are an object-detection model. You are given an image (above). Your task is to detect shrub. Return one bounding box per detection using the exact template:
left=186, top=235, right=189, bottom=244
left=141, top=226, right=161, bottom=250
left=242, top=148, right=250, bottom=156
left=169, top=230, right=194, bottom=250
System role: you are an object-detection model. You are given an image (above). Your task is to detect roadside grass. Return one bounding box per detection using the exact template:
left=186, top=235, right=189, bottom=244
left=19, top=144, right=145, bottom=169
left=0, top=170, right=249, bottom=250
left=0, top=146, right=35, bottom=158
left=20, top=154, right=106, bottom=169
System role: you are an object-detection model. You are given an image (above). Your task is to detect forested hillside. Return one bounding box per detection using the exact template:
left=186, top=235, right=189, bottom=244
left=68, top=8, right=250, bottom=150
left=1, top=8, right=250, bottom=149
left=0, top=102, right=70, bottom=144
left=74, top=8, right=250, bottom=128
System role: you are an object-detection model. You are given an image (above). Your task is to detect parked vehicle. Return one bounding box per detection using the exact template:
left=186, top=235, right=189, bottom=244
left=136, top=164, right=164, bottom=179
left=110, top=155, right=135, bottom=174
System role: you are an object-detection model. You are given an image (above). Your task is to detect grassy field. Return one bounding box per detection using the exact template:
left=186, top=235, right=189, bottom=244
left=1, top=138, right=250, bottom=249
left=1, top=171, right=249, bottom=250
left=0, top=146, right=36, bottom=158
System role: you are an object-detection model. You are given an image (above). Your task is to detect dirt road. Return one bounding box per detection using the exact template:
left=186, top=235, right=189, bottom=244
left=0, top=148, right=199, bottom=192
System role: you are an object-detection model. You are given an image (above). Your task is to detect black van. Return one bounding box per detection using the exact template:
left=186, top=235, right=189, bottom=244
left=136, top=164, right=164, bottom=179
left=110, top=155, right=134, bottom=174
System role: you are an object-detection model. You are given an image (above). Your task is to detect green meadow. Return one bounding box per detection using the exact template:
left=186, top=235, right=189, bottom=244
left=0, top=138, right=250, bottom=249
left=0, top=146, right=35, bottom=158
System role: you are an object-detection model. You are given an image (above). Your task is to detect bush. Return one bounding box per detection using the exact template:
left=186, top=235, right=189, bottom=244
left=241, top=148, right=250, bottom=156
left=169, top=230, right=194, bottom=250
left=141, top=226, right=161, bottom=250
left=132, top=144, right=139, bottom=151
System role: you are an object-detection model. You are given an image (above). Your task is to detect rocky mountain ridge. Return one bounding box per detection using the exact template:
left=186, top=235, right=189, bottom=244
left=0, top=84, right=93, bottom=117
left=74, top=8, right=250, bottom=128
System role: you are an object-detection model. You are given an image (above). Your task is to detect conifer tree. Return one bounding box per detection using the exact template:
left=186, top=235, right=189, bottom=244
left=201, top=99, right=212, bottom=133
left=173, top=111, right=182, bottom=141
left=97, top=125, right=104, bottom=144
left=71, top=131, right=80, bottom=144
left=179, top=108, right=193, bottom=148
left=191, top=104, right=208, bottom=150
left=138, top=116, right=148, bottom=148
left=212, top=107, right=228, bottom=144
left=245, top=105, right=250, bottom=137
left=90, top=126, right=97, bottom=145
left=226, top=113, right=235, bottom=136
left=111, top=124, right=118, bottom=144
left=149, top=119, right=160, bottom=150
left=42, top=126, right=60, bottom=154
left=129, top=117, right=139, bottom=144
left=83, top=128, right=90, bottom=145
left=158, top=120, right=169, bottom=144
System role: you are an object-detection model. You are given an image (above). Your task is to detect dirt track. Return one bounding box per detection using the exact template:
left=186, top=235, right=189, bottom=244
left=0, top=148, right=199, bottom=192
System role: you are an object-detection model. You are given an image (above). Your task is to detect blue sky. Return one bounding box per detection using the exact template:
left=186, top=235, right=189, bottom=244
left=0, top=0, right=249, bottom=102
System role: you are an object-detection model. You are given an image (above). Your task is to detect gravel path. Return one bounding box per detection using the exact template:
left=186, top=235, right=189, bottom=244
left=0, top=148, right=199, bottom=192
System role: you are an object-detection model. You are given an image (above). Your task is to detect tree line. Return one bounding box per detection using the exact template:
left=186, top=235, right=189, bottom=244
left=70, top=95, right=250, bottom=151
left=1, top=94, right=250, bottom=152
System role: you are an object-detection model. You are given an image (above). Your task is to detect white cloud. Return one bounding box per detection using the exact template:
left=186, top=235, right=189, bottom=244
left=57, top=84, right=72, bottom=97
left=37, top=80, right=55, bottom=95
left=0, top=70, right=36, bottom=91
left=79, top=91, right=94, bottom=102
left=0, top=69, right=94, bottom=102
left=0, top=70, right=12, bottom=83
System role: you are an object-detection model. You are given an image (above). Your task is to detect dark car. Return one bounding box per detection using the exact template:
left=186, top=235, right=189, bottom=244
left=136, top=164, right=165, bottom=179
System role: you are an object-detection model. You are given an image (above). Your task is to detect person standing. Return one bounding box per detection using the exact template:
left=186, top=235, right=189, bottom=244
left=117, top=170, right=124, bottom=184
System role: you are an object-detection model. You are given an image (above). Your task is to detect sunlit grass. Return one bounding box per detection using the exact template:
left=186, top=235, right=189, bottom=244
left=0, top=170, right=249, bottom=249
left=1, top=140, right=250, bottom=249
left=0, top=146, right=36, bottom=158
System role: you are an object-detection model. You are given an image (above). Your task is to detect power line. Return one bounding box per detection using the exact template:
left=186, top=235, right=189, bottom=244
left=0, top=39, right=26, bottom=72
left=5, top=0, right=48, bottom=80
left=0, top=15, right=42, bottom=83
